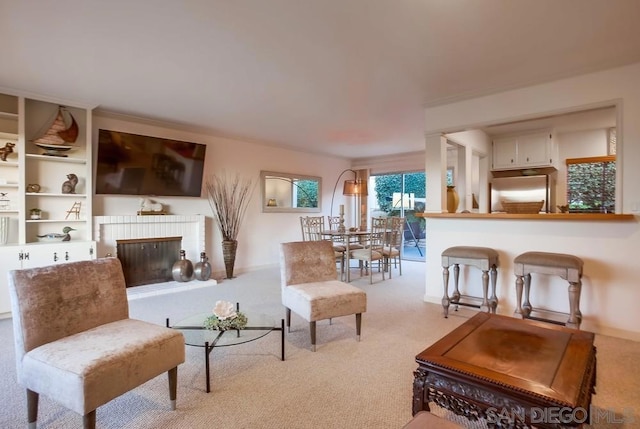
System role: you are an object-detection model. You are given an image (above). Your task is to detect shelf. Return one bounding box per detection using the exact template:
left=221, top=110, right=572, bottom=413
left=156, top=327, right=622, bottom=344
left=26, top=219, right=86, bottom=223
left=25, top=153, right=87, bottom=164
left=0, top=183, right=19, bottom=187
left=0, top=209, right=19, bottom=213
left=0, top=112, right=18, bottom=120
left=417, top=212, right=636, bottom=221
left=0, top=161, right=18, bottom=167
left=26, top=192, right=87, bottom=197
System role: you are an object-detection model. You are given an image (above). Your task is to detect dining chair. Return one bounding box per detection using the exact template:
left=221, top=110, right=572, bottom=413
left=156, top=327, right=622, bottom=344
left=300, top=216, right=346, bottom=279
left=383, top=216, right=404, bottom=278
left=350, top=217, right=386, bottom=284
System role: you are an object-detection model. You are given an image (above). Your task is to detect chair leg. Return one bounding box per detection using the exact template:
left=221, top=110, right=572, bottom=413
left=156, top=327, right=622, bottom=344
left=83, top=410, right=96, bottom=429
left=355, top=313, right=362, bottom=341
left=387, top=257, right=392, bottom=279
left=309, top=321, right=316, bottom=352
left=168, top=366, right=178, bottom=410
left=27, top=389, right=38, bottom=429
left=285, top=308, right=291, bottom=332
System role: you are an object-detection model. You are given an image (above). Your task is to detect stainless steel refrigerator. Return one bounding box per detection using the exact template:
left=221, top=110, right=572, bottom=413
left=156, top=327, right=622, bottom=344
left=489, top=174, right=556, bottom=213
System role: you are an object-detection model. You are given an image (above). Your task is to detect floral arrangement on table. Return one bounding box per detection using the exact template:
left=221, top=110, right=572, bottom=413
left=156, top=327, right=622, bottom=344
left=204, top=300, right=248, bottom=331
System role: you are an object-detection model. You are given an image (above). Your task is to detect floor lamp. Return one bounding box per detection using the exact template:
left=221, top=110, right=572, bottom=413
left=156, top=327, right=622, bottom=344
left=330, top=169, right=368, bottom=232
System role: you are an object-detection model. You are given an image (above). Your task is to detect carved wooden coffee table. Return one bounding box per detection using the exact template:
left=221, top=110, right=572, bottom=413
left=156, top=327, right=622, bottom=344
left=413, top=312, right=596, bottom=428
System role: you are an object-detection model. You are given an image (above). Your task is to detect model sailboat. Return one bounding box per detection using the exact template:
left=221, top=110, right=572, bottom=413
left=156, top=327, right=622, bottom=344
left=32, top=106, right=79, bottom=156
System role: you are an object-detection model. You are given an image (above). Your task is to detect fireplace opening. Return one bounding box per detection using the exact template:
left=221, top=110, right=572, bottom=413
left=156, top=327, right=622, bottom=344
left=116, top=237, right=182, bottom=287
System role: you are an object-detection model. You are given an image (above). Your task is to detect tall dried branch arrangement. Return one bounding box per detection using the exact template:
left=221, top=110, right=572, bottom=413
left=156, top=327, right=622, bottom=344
left=205, top=173, right=254, bottom=241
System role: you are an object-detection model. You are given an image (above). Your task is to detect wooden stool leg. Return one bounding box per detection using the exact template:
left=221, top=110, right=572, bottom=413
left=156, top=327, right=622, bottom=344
left=442, top=266, right=450, bottom=318
left=514, top=274, right=525, bottom=318
left=522, top=274, right=532, bottom=317
left=489, top=265, right=498, bottom=313
left=567, top=280, right=582, bottom=329
left=480, top=269, right=490, bottom=312
left=451, top=264, right=461, bottom=307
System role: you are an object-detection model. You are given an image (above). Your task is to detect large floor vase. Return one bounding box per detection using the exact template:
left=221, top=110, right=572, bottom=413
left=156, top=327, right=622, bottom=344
left=222, top=240, right=238, bottom=279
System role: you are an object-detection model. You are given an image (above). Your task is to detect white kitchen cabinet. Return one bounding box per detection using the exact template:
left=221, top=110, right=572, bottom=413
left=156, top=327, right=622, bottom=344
left=492, top=136, right=518, bottom=169
left=492, top=131, right=555, bottom=170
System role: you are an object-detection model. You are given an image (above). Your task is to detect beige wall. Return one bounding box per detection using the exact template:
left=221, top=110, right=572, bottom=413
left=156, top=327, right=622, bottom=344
left=93, top=113, right=351, bottom=277
left=423, top=62, right=640, bottom=341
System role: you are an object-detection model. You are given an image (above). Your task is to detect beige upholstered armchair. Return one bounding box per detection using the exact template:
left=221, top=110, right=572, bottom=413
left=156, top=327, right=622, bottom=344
left=280, top=240, right=367, bottom=351
left=8, top=258, right=185, bottom=429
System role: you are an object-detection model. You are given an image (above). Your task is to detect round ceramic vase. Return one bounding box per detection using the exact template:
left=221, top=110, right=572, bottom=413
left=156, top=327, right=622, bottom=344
left=172, top=249, right=194, bottom=282
left=194, top=251, right=212, bottom=281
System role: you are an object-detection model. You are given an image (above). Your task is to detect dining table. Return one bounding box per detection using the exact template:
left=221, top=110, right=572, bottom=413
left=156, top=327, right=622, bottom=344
left=321, top=229, right=371, bottom=282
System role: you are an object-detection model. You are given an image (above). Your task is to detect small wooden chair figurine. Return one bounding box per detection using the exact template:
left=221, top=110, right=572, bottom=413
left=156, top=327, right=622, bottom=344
left=65, top=201, right=82, bottom=220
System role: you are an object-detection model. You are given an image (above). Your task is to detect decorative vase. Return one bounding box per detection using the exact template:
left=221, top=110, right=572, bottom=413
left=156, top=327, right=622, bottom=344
left=194, top=251, right=212, bottom=281
left=172, top=249, right=194, bottom=282
left=446, top=186, right=459, bottom=213
left=222, top=240, right=238, bottom=279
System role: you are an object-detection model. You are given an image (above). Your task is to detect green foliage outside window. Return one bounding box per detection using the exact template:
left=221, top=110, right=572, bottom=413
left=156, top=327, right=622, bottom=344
left=567, top=160, right=615, bottom=213
left=373, top=173, right=426, bottom=233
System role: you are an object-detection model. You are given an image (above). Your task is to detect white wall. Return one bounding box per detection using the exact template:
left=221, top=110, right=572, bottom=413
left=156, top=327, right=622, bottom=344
left=93, top=113, right=351, bottom=277
left=423, top=62, right=640, bottom=341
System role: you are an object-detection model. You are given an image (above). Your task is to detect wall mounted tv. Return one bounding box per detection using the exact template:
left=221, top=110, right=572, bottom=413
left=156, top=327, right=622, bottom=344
left=95, top=129, right=207, bottom=197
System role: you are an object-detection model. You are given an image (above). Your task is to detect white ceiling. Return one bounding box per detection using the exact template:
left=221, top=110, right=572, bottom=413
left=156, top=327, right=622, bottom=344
left=2, top=0, right=640, bottom=160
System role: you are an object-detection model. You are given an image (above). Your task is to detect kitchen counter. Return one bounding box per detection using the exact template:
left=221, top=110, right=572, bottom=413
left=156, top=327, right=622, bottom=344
left=416, top=212, right=636, bottom=221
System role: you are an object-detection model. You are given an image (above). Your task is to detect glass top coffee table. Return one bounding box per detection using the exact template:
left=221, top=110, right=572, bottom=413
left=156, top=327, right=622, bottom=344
left=168, top=305, right=284, bottom=393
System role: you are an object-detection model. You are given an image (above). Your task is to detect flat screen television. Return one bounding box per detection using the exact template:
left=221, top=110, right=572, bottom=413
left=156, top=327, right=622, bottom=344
left=95, top=129, right=207, bottom=197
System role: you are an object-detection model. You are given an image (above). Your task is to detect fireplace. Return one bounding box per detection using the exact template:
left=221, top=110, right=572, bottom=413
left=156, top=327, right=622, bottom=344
left=94, top=214, right=217, bottom=289
left=117, top=237, right=182, bottom=287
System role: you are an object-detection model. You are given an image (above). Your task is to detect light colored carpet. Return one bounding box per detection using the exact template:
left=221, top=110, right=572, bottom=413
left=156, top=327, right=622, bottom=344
left=0, top=261, right=638, bottom=428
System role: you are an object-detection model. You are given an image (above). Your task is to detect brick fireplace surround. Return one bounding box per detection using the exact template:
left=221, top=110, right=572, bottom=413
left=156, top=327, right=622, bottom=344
left=93, top=215, right=217, bottom=298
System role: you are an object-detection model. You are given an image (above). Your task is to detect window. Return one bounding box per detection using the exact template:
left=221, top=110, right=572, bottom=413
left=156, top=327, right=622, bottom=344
left=370, top=172, right=426, bottom=260
left=566, top=156, right=615, bottom=213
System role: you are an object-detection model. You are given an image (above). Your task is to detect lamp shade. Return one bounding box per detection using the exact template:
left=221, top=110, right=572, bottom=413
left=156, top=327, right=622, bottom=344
left=343, top=179, right=368, bottom=196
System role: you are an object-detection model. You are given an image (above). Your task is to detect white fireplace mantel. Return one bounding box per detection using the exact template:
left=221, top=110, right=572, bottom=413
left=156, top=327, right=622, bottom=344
left=93, top=215, right=206, bottom=264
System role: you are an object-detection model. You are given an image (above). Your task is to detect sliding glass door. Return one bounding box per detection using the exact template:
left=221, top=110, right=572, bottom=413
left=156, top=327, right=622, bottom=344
left=369, top=172, right=426, bottom=261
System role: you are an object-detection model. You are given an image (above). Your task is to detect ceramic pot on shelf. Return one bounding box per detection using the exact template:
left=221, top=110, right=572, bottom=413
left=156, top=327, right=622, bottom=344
left=446, top=186, right=459, bottom=213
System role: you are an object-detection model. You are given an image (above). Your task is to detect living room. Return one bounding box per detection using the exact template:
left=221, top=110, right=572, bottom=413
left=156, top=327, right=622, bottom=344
left=2, top=2, right=640, bottom=428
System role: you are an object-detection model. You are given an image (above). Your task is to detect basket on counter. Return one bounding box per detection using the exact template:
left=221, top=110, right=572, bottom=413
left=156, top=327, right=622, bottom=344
left=501, top=200, right=544, bottom=214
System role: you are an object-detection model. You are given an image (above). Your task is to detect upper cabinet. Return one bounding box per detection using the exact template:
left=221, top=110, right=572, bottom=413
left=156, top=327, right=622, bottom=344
left=492, top=131, right=555, bottom=171
left=0, top=92, right=93, bottom=245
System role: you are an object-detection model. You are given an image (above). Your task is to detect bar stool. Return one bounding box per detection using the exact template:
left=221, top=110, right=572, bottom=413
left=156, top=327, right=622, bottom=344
left=441, top=246, right=499, bottom=318
left=513, top=251, right=584, bottom=329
